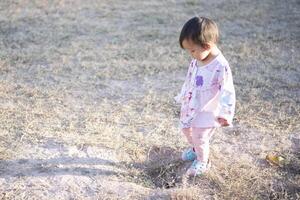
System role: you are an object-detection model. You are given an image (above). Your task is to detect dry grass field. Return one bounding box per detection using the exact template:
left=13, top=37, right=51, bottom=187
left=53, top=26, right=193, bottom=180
left=0, top=0, right=299, bottom=199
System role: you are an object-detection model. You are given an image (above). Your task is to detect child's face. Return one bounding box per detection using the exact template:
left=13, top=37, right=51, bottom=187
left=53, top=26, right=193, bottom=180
left=182, top=39, right=211, bottom=62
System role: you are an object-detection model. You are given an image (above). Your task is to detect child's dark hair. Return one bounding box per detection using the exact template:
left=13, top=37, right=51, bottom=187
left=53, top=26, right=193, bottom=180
left=179, top=17, right=219, bottom=48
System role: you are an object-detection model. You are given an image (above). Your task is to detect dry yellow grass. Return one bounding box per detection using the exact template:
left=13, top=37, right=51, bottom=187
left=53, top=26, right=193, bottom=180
left=0, top=0, right=299, bottom=199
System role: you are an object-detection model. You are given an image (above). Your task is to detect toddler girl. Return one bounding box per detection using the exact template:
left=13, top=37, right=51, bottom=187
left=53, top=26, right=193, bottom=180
left=175, top=17, right=236, bottom=176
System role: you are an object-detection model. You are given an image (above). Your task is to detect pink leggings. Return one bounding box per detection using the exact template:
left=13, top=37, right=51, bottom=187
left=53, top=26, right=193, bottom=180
left=182, top=127, right=215, bottom=163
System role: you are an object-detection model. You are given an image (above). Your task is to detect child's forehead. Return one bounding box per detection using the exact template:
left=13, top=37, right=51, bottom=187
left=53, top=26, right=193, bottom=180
left=182, top=39, right=201, bottom=49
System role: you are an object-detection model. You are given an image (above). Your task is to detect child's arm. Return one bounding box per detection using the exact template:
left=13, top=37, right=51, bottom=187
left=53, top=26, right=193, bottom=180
left=174, top=61, right=193, bottom=103
left=216, top=64, right=236, bottom=126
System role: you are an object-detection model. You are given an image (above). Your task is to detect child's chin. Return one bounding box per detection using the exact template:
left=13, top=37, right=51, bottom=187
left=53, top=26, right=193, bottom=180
left=201, top=54, right=210, bottom=60
left=197, top=57, right=206, bottom=61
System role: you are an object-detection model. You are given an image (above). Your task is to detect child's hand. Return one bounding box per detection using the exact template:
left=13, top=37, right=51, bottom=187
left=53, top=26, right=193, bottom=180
left=217, top=117, right=229, bottom=127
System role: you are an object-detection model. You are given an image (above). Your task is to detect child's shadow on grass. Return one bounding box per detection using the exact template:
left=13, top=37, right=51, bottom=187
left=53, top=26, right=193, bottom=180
left=0, top=157, right=126, bottom=178
left=131, top=146, right=197, bottom=189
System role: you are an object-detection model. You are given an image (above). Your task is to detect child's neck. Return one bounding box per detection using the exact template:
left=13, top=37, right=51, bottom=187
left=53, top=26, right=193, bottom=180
left=198, top=46, right=220, bottom=66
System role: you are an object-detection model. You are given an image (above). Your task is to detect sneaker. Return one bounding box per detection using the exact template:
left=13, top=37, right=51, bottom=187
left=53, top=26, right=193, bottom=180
left=186, top=159, right=211, bottom=176
left=181, top=147, right=197, bottom=161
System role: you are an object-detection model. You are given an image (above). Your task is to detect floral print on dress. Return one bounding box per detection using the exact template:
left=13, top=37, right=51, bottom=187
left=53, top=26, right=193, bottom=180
left=175, top=53, right=236, bottom=128
left=196, top=76, right=203, bottom=87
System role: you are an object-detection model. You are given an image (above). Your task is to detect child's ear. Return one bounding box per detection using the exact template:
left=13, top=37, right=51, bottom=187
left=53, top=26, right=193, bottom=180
left=202, top=43, right=211, bottom=50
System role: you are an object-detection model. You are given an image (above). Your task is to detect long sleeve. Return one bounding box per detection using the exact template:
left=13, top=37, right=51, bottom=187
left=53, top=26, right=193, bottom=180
left=174, top=61, right=193, bottom=104
left=175, top=60, right=199, bottom=128
left=180, top=88, right=199, bottom=128
left=217, top=64, right=236, bottom=125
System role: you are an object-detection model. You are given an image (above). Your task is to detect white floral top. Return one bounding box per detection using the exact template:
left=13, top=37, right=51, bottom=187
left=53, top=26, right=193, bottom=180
left=175, top=53, right=236, bottom=128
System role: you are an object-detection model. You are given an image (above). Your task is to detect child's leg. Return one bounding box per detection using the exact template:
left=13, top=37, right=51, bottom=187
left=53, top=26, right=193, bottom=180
left=191, top=128, right=215, bottom=163
left=181, top=128, right=193, bottom=146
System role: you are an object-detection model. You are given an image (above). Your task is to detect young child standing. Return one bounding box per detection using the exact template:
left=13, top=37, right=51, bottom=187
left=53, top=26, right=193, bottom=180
left=175, top=17, right=236, bottom=176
